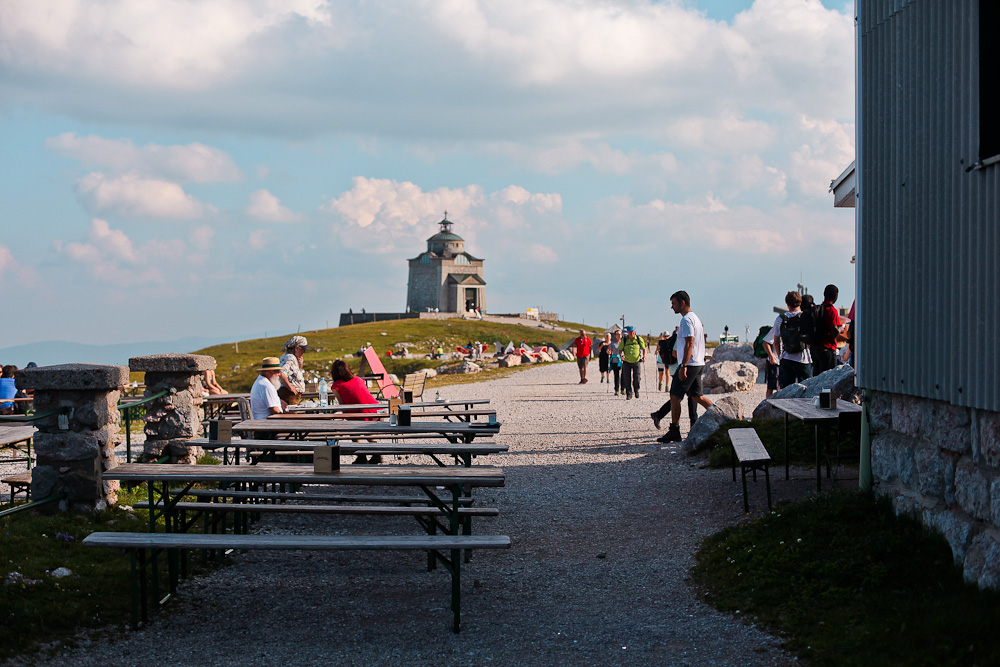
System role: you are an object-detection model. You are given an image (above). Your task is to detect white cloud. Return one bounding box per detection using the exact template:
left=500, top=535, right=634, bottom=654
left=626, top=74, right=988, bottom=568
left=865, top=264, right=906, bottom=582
left=45, top=133, right=243, bottom=183
left=0, top=245, right=13, bottom=276
left=245, top=189, right=301, bottom=222
left=77, top=172, right=209, bottom=219
left=323, top=177, right=565, bottom=255
left=247, top=229, right=270, bottom=250
left=54, top=218, right=188, bottom=284
left=0, top=245, right=40, bottom=289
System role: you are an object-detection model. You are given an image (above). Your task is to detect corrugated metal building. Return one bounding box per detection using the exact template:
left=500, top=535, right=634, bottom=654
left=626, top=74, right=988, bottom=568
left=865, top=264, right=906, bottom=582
left=858, top=0, right=1000, bottom=589
left=858, top=0, right=999, bottom=411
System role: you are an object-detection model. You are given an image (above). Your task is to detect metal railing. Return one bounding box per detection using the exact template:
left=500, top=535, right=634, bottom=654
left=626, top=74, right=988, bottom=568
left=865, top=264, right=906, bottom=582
left=118, top=390, right=168, bottom=463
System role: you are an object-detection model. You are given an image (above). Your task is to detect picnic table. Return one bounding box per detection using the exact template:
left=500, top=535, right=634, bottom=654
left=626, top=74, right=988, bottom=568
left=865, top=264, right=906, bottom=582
left=232, top=419, right=501, bottom=443
left=766, top=397, right=862, bottom=490
left=0, top=425, right=35, bottom=469
left=191, top=438, right=507, bottom=467
left=97, top=461, right=507, bottom=631
left=285, top=398, right=491, bottom=414
left=268, top=408, right=496, bottom=424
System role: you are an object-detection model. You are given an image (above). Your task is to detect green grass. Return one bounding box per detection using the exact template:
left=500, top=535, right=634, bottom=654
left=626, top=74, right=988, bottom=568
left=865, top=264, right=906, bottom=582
left=0, top=483, right=230, bottom=661
left=703, top=418, right=860, bottom=469
left=692, top=490, right=1000, bottom=666
left=192, top=318, right=602, bottom=393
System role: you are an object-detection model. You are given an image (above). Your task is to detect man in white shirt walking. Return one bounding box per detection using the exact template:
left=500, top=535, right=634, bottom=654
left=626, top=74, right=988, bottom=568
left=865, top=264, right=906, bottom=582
left=655, top=291, right=714, bottom=443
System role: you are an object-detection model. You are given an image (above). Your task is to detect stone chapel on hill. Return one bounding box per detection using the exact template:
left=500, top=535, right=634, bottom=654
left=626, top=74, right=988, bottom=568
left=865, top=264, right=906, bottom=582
left=406, top=216, right=486, bottom=314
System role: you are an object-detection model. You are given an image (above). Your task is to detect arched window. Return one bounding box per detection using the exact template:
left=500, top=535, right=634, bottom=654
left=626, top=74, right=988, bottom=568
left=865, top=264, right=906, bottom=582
left=454, top=254, right=470, bottom=265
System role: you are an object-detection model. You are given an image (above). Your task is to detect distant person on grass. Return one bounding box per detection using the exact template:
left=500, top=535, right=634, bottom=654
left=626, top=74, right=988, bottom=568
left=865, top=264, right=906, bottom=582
left=330, top=359, right=382, bottom=464
left=573, top=329, right=593, bottom=384
left=250, top=357, right=284, bottom=420
left=651, top=291, right=713, bottom=443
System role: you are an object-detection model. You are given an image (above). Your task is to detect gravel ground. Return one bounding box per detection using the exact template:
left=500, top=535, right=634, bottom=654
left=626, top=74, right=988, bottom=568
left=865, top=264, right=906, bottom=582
left=13, top=358, right=813, bottom=667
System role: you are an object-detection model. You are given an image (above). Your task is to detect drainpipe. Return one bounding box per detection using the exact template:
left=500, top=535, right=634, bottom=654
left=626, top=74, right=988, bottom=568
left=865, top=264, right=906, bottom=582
left=854, top=0, right=872, bottom=492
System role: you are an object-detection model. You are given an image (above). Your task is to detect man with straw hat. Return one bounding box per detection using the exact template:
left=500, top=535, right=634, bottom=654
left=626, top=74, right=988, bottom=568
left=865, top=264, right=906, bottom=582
left=250, top=357, right=285, bottom=420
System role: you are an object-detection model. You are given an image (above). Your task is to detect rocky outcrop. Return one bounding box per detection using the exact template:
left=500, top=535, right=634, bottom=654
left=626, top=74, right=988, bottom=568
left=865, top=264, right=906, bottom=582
left=497, top=355, right=521, bottom=368
left=702, top=360, right=759, bottom=393
left=683, top=396, right=744, bottom=454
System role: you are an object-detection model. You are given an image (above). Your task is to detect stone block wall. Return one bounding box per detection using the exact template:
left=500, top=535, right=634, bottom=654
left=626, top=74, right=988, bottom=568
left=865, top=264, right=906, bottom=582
left=870, top=390, right=1000, bottom=588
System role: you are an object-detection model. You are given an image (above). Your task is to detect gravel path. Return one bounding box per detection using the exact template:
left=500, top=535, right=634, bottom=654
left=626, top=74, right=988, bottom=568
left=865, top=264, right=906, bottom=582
left=18, top=358, right=806, bottom=666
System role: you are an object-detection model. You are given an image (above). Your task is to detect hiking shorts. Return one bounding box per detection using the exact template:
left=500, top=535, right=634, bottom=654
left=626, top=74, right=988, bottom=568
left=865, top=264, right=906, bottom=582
left=576, top=357, right=588, bottom=369
left=765, top=361, right=779, bottom=391
left=670, top=365, right=705, bottom=398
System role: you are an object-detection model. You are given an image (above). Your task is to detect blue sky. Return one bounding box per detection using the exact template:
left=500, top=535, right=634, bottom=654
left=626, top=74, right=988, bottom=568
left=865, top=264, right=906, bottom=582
left=0, top=0, right=856, bottom=351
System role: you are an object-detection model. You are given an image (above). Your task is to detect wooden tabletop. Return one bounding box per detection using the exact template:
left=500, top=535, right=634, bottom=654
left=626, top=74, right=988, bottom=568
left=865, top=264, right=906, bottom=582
left=103, top=462, right=505, bottom=487
left=286, top=403, right=384, bottom=413
left=202, top=393, right=250, bottom=403
left=233, top=419, right=500, bottom=436
left=269, top=409, right=495, bottom=421
left=191, top=438, right=508, bottom=455
left=766, top=397, right=862, bottom=423
left=0, top=425, right=36, bottom=448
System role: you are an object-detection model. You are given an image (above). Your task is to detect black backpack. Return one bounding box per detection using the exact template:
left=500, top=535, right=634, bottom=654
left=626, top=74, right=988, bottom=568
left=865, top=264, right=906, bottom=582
left=779, top=312, right=806, bottom=354
left=752, top=325, right=771, bottom=357
left=798, top=305, right=819, bottom=346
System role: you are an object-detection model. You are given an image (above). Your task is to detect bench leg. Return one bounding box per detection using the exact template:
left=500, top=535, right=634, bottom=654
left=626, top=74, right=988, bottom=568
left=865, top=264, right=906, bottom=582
left=451, top=547, right=461, bottom=633
left=764, top=464, right=772, bottom=511
left=741, top=466, right=750, bottom=514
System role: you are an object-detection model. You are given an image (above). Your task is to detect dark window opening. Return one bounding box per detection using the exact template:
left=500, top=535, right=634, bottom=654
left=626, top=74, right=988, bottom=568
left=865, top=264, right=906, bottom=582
left=981, top=0, right=1000, bottom=160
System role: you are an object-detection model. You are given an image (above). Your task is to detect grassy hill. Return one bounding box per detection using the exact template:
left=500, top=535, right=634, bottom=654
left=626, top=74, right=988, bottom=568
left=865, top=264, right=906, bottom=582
left=194, top=318, right=601, bottom=393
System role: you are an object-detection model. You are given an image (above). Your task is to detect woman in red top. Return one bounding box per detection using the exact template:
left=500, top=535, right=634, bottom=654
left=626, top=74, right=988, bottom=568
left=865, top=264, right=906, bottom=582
left=329, top=359, right=381, bottom=464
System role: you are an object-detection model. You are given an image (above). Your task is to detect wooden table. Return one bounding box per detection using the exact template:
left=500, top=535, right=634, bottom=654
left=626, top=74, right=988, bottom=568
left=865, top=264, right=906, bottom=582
left=270, top=409, right=496, bottom=424
left=766, top=397, right=862, bottom=490
left=233, top=419, right=501, bottom=443
left=191, top=438, right=507, bottom=467
left=284, top=398, right=491, bottom=414
left=0, top=425, right=35, bottom=469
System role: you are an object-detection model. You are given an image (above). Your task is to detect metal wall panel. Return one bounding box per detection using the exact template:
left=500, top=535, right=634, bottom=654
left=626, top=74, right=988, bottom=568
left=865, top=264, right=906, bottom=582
left=858, top=0, right=1000, bottom=411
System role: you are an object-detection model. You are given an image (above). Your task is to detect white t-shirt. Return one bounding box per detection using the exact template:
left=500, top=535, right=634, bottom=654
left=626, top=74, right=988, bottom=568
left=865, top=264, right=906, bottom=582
left=250, top=374, right=281, bottom=420
left=675, top=312, right=706, bottom=367
left=770, top=311, right=812, bottom=364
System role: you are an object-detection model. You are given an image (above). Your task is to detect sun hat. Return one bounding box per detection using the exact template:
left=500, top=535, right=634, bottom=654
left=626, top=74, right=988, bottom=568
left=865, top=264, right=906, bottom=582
left=624, top=325, right=635, bottom=333
left=284, top=335, right=313, bottom=351
left=259, top=357, right=282, bottom=371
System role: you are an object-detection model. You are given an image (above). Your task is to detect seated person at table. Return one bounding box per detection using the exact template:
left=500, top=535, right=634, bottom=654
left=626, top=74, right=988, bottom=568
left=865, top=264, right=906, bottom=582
left=0, top=365, right=17, bottom=415
left=250, top=358, right=284, bottom=420
left=202, top=369, right=227, bottom=395
left=278, top=335, right=312, bottom=405
left=329, top=359, right=381, bottom=464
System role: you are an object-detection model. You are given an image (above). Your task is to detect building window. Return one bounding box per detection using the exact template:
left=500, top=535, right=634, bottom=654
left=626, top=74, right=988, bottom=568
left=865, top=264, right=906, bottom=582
left=419, top=254, right=432, bottom=265
left=454, top=254, right=470, bottom=265
left=982, top=0, right=1000, bottom=161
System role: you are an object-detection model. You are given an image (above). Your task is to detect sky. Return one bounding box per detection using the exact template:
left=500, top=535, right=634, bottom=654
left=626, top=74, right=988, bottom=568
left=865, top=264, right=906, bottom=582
left=0, top=0, right=857, bottom=351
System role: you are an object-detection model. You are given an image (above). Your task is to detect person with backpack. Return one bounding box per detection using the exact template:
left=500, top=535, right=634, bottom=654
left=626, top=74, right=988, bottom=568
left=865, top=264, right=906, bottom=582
left=608, top=330, right=624, bottom=395
left=811, top=284, right=844, bottom=375
left=753, top=323, right=779, bottom=398
left=766, top=290, right=813, bottom=389
left=619, top=326, right=645, bottom=400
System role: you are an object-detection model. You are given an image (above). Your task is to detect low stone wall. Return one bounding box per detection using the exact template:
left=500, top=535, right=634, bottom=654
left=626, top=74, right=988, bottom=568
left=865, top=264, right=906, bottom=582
left=870, top=390, right=1000, bottom=588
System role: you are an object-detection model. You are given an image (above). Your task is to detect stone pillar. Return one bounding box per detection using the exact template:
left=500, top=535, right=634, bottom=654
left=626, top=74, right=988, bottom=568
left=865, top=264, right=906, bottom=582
left=16, top=363, right=128, bottom=512
left=129, top=354, right=216, bottom=464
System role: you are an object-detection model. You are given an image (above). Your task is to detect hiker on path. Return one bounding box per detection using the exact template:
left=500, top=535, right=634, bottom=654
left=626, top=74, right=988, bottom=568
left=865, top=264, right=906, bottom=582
left=608, top=330, right=623, bottom=395
left=656, top=332, right=674, bottom=392
left=573, top=329, right=593, bottom=384
left=810, top=284, right=843, bottom=376
left=651, top=291, right=713, bottom=442
left=765, top=290, right=813, bottom=389
left=619, top=326, right=645, bottom=400
left=598, top=333, right=612, bottom=384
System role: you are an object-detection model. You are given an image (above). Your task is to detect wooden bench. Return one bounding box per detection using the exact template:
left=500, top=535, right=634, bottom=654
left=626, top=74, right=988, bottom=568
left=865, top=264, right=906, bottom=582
left=166, top=489, right=476, bottom=505
left=83, top=531, right=510, bottom=632
left=2, top=471, right=31, bottom=502
left=728, top=428, right=772, bottom=513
